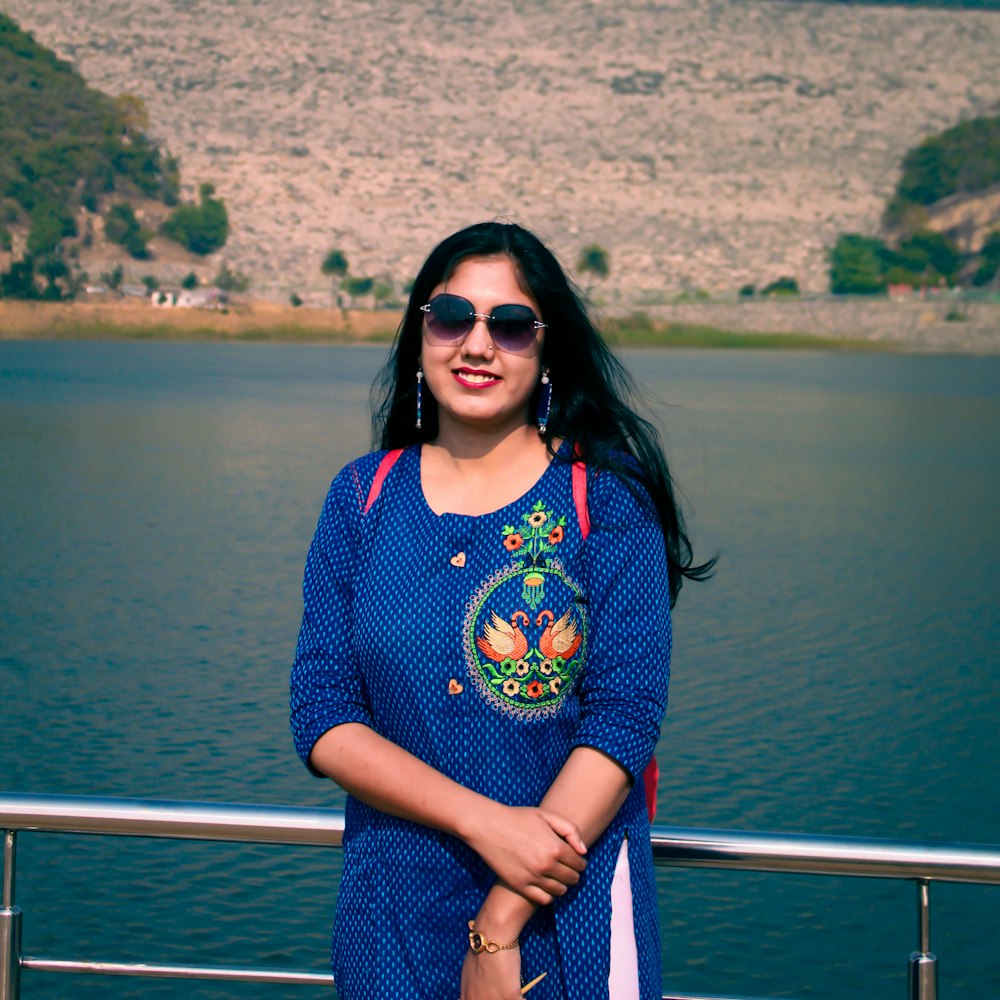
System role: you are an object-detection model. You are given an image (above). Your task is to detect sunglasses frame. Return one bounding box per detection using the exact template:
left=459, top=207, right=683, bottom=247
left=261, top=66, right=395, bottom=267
left=420, top=293, right=546, bottom=354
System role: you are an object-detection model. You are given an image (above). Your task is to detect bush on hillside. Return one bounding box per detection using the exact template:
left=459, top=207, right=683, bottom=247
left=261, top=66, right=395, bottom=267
left=761, top=276, right=799, bottom=296
left=973, top=231, right=1000, bottom=286
left=104, top=203, right=150, bottom=259
left=161, top=183, right=228, bottom=255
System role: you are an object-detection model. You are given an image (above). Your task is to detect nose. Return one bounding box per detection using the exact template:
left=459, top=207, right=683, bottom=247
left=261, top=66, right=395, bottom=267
left=462, top=313, right=495, bottom=356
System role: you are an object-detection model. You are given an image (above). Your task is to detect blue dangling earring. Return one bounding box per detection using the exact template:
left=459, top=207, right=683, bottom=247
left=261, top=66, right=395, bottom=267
left=536, top=368, right=552, bottom=435
left=415, top=366, right=423, bottom=430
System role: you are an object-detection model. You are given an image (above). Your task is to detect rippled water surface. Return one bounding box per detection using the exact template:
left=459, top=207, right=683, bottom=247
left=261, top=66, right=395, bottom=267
left=1, top=341, right=998, bottom=999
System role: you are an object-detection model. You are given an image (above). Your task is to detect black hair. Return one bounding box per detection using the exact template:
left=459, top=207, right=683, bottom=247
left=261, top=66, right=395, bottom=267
left=372, top=221, right=714, bottom=605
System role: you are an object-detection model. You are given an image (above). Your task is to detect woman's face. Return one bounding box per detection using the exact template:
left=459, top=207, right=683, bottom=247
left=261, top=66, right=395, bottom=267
left=421, top=256, right=544, bottom=438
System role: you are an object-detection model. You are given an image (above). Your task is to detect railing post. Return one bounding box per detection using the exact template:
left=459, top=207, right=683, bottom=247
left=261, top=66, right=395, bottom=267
left=907, top=878, right=936, bottom=1000
left=1, top=830, right=22, bottom=1000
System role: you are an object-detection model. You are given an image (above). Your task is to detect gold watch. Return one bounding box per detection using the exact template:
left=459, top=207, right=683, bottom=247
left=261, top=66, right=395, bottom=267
left=467, top=919, right=520, bottom=954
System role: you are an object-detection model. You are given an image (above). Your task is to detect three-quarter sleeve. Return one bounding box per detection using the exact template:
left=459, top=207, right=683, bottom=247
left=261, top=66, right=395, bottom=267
left=290, top=463, right=374, bottom=775
left=570, top=468, right=672, bottom=784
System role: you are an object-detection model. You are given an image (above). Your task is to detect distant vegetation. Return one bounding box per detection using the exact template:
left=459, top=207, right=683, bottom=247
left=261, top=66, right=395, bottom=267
left=808, top=0, right=1000, bottom=8
left=577, top=243, right=611, bottom=292
left=0, top=15, right=228, bottom=300
left=885, top=115, right=1000, bottom=229
left=829, top=113, right=1000, bottom=294
left=161, top=182, right=229, bottom=255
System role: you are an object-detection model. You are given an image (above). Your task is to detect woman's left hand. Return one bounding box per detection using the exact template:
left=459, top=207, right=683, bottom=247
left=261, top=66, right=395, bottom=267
left=460, top=947, right=522, bottom=1000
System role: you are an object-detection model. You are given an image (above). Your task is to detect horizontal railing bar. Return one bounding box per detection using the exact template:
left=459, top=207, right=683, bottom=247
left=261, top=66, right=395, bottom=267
left=650, top=826, right=1000, bottom=885
left=21, top=957, right=332, bottom=984
left=2, top=793, right=999, bottom=885
left=20, top=958, right=767, bottom=999
left=0, top=794, right=343, bottom=848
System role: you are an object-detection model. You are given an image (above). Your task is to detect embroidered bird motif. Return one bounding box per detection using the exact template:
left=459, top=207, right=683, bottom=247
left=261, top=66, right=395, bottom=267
left=476, top=610, right=530, bottom=661
left=536, top=609, right=582, bottom=659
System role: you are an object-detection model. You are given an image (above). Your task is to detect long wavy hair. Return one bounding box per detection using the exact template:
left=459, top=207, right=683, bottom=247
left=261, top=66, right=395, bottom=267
left=372, top=221, right=714, bottom=604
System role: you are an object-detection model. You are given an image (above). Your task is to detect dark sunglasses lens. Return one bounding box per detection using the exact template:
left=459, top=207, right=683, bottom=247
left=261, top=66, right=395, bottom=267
left=488, top=305, right=539, bottom=351
left=426, top=295, right=473, bottom=340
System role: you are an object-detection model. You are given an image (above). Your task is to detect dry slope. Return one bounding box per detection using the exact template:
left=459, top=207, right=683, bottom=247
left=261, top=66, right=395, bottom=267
left=6, top=0, right=1000, bottom=304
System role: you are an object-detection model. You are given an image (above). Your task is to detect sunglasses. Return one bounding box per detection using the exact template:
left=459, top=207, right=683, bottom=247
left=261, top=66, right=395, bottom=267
left=420, top=293, right=546, bottom=355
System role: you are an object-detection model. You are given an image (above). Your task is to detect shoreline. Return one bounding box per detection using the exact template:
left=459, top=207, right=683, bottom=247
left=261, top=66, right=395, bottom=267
left=2, top=298, right=998, bottom=353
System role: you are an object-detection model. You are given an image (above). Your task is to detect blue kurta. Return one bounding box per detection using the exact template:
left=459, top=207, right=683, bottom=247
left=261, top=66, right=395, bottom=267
left=290, top=443, right=671, bottom=999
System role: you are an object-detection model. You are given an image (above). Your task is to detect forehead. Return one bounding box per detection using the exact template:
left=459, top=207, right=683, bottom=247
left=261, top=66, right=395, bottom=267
left=437, top=256, right=537, bottom=309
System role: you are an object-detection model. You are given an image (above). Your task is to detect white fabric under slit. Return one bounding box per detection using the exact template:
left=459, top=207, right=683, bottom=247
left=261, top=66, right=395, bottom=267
left=608, top=837, right=641, bottom=1000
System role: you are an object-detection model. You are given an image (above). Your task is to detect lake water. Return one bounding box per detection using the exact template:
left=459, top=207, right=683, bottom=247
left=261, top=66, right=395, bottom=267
left=1, top=341, right=998, bottom=999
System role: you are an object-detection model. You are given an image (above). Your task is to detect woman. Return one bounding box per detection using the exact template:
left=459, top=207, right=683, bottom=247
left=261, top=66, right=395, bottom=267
left=290, top=222, right=711, bottom=1000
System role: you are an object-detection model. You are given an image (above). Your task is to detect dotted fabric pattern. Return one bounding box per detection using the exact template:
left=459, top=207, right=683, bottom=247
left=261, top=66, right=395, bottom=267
left=290, top=443, right=672, bottom=999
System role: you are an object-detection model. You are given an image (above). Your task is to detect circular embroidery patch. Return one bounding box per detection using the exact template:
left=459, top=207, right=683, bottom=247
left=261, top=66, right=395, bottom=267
left=463, top=500, right=587, bottom=720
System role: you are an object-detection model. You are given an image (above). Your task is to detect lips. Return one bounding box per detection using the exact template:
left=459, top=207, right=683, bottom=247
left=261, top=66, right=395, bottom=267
left=453, top=368, right=501, bottom=387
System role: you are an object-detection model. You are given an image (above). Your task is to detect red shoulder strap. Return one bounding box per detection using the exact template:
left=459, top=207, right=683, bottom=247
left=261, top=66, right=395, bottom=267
left=644, top=758, right=660, bottom=822
left=572, top=456, right=590, bottom=541
left=363, top=448, right=404, bottom=514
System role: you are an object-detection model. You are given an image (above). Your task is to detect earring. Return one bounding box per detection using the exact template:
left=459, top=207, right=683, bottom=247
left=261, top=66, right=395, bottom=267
left=416, top=366, right=423, bottom=429
left=536, top=368, right=552, bottom=435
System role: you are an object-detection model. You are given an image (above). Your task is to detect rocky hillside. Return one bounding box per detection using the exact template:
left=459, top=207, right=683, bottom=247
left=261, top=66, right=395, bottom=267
left=5, top=0, right=999, bottom=304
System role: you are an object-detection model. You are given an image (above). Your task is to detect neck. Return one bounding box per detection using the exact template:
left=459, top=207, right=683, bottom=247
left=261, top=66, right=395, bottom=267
left=432, top=416, right=543, bottom=464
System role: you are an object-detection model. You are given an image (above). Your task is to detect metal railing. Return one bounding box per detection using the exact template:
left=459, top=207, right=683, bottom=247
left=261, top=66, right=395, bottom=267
left=3, top=793, right=999, bottom=1000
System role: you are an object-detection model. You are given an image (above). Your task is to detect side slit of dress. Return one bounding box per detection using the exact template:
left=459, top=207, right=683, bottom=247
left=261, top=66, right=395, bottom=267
left=608, top=836, right=641, bottom=1000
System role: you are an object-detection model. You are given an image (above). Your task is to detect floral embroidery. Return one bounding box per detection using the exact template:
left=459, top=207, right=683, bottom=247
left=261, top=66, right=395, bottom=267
left=501, top=500, right=569, bottom=611
left=503, top=533, right=524, bottom=552
left=464, top=498, right=587, bottom=721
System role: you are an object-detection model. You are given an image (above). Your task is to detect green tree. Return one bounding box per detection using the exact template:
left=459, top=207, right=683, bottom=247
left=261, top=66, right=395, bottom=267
left=885, top=114, right=1000, bottom=228
left=161, top=183, right=228, bottom=255
left=577, top=243, right=610, bottom=290
left=27, top=202, right=74, bottom=256
left=904, top=230, right=961, bottom=284
left=830, top=234, right=887, bottom=295
left=761, top=276, right=799, bottom=296
left=101, top=264, right=124, bottom=292
left=321, top=248, right=349, bottom=307
left=372, top=279, right=394, bottom=307
left=181, top=271, right=198, bottom=290
left=972, top=231, right=1000, bottom=287
left=881, top=229, right=962, bottom=286
left=341, top=275, right=373, bottom=307
left=0, top=255, right=40, bottom=299
left=104, top=203, right=149, bottom=258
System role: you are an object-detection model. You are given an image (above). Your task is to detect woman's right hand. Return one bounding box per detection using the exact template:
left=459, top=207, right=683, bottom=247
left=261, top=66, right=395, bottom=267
left=460, top=802, right=587, bottom=905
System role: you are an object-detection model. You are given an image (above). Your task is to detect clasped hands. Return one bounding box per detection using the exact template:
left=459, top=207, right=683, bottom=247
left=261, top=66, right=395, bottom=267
left=462, top=801, right=587, bottom=905
left=458, top=803, right=583, bottom=1000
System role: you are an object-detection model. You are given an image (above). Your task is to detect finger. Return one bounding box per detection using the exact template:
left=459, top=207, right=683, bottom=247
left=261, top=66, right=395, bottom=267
left=538, top=810, right=587, bottom=854
left=544, top=841, right=587, bottom=874
left=522, top=884, right=557, bottom=906
left=548, top=861, right=583, bottom=885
